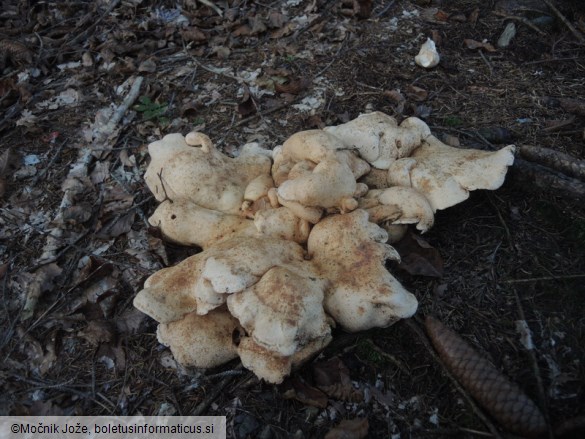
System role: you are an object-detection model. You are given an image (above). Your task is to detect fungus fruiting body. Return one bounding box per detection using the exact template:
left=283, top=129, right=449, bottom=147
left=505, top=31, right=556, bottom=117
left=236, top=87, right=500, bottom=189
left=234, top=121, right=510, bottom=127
left=134, top=112, right=515, bottom=383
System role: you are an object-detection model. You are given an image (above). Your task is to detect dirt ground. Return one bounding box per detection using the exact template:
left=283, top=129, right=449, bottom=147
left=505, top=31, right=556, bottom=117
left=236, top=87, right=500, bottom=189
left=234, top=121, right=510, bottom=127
left=1, top=0, right=584, bottom=438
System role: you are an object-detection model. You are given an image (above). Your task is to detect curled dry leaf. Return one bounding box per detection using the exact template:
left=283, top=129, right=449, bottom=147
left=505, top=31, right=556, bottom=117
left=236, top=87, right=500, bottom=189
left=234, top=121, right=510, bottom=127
left=312, top=357, right=364, bottom=402
left=393, top=233, right=444, bottom=278
left=78, top=320, right=115, bottom=346
left=406, top=85, right=428, bottom=102
left=325, top=418, right=369, bottom=439
left=237, top=85, right=257, bottom=117
left=425, top=316, right=547, bottom=437
left=281, top=376, right=329, bottom=408
left=275, top=77, right=311, bottom=95
left=464, top=39, right=497, bottom=52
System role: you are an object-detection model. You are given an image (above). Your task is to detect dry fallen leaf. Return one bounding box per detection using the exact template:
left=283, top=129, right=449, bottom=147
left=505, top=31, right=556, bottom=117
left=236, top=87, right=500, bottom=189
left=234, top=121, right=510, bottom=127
left=464, top=39, right=496, bottom=52
left=312, top=357, right=363, bottom=402
left=237, top=85, right=257, bottom=117
left=281, top=376, right=329, bottom=408
left=21, top=263, right=63, bottom=320
left=275, top=77, right=311, bottom=95
left=78, top=320, right=115, bottom=346
left=393, top=232, right=443, bottom=278
left=325, top=418, right=369, bottom=439
left=406, top=85, right=428, bottom=102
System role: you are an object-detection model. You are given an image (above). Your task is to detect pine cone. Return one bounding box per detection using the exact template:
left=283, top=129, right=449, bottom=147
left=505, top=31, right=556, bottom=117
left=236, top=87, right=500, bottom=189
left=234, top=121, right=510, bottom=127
left=425, top=316, right=547, bottom=438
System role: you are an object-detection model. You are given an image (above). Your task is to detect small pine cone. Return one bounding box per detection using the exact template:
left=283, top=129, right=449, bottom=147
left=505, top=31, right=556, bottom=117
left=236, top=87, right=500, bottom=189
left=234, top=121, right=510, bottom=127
left=425, top=316, right=547, bottom=438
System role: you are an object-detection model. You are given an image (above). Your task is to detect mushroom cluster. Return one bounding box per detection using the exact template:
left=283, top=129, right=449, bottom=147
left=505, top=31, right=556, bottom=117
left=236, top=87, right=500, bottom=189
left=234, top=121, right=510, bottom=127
left=134, top=112, right=515, bottom=383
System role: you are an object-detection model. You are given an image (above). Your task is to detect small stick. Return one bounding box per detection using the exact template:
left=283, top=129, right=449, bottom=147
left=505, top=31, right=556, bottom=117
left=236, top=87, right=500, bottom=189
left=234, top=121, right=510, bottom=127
left=512, top=288, right=553, bottom=438
left=541, top=0, right=585, bottom=43
left=192, top=365, right=244, bottom=415
left=492, top=11, right=547, bottom=36
left=503, top=274, right=585, bottom=284
left=478, top=50, right=494, bottom=76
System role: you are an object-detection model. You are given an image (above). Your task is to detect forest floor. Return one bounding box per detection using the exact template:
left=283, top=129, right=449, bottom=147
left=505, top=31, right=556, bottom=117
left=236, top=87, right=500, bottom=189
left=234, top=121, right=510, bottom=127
left=1, top=0, right=584, bottom=438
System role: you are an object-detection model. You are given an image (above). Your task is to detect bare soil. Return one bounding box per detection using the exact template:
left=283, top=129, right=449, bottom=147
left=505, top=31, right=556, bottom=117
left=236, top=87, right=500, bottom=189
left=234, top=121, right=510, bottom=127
left=1, top=1, right=584, bottom=438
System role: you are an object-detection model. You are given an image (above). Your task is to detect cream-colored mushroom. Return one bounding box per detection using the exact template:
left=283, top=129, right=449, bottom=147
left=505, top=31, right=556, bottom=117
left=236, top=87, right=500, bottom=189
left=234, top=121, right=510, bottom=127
left=270, top=130, right=370, bottom=219
left=144, top=132, right=272, bottom=215
left=135, top=112, right=517, bottom=384
left=134, top=236, right=310, bottom=319
left=387, top=136, right=515, bottom=211
left=360, top=187, right=435, bottom=233
left=134, top=256, right=202, bottom=324
left=227, top=266, right=330, bottom=357
left=307, top=209, right=418, bottom=332
left=254, top=207, right=311, bottom=243
left=325, top=112, right=431, bottom=169
left=157, top=307, right=243, bottom=368
left=236, top=333, right=332, bottom=384
left=148, top=199, right=256, bottom=248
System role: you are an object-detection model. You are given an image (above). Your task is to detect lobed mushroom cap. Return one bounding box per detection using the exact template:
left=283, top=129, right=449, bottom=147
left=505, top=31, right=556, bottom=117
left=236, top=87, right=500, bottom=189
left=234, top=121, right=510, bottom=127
left=325, top=113, right=432, bottom=169
left=388, top=136, right=515, bottom=211
left=361, top=186, right=435, bottom=233
left=144, top=131, right=272, bottom=215
left=157, top=307, right=242, bottom=369
left=227, top=266, right=330, bottom=357
left=308, top=209, right=418, bottom=332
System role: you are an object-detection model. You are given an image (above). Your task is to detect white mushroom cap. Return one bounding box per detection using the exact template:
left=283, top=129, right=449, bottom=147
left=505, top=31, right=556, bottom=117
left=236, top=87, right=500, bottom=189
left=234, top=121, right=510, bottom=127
left=277, top=158, right=358, bottom=210
left=307, top=209, right=418, bottom=332
left=388, top=136, right=515, bottom=211
left=361, top=187, right=435, bottom=232
left=227, top=266, right=330, bottom=357
left=144, top=132, right=272, bottom=215
left=157, top=307, right=242, bottom=368
left=192, top=236, right=309, bottom=314
left=133, top=257, right=202, bottom=323
left=254, top=207, right=311, bottom=243
left=236, top=333, right=332, bottom=384
left=148, top=199, right=256, bottom=248
left=325, top=113, right=432, bottom=169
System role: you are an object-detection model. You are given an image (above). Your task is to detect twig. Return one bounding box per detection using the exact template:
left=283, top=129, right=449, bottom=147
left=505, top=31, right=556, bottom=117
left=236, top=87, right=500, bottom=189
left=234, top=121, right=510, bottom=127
left=36, top=76, right=143, bottom=265
left=513, top=158, right=585, bottom=200
left=192, top=365, right=244, bottom=415
left=541, top=0, right=585, bottom=43
left=64, top=0, right=121, bottom=47
left=363, top=339, right=409, bottom=374
left=198, top=0, right=223, bottom=17
left=101, top=76, right=144, bottom=140
left=511, top=288, right=553, bottom=438
left=31, top=139, right=67, bottom=186
left=375, top=0, right=397, bottom=18
left=492, top=11, right=547, bottom=36
left=503, top=274, right=585, bottom=284
left=478, top=50, right=494, bottom=76
left=485, top=193, right=513, bottom=249
left=405, top=318, right=505, bottom=439
left=524, top=57, right=584, bottom=65
left=227, top=98, right=300, bottom=130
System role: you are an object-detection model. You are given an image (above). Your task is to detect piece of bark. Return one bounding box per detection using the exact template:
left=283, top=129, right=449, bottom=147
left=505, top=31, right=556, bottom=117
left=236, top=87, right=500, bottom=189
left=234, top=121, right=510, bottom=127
left=558, top=98, right=585, bottom=117
left=513, top=158, right=585, bottom=200
left=425, top=316, right=547, bottom=438
left=519, top=145, right=585, bottom=181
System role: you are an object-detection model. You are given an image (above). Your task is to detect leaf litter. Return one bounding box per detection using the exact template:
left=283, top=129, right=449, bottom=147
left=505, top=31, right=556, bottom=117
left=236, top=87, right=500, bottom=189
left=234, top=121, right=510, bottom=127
left=0, top=0, right=584, bottom=437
